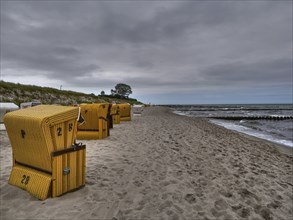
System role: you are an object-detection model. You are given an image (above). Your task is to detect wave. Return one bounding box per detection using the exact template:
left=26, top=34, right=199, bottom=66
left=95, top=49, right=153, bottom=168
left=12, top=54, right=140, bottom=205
left=210, top=120, right=293, bottom=148
left=172, top=105, right=293, bottom=148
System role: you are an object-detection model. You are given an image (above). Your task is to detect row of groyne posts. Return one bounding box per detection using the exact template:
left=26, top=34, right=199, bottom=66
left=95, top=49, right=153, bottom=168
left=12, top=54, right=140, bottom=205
left=208, top=115, right=293, bottom=120
left=163, top=105, right=293, bottom=121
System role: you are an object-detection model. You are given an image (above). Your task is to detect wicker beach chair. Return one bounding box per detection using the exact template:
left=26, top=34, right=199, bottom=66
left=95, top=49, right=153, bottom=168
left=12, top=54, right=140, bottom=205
left=117, top=103, right=131, bottom=121
left=4, top=105, right=86, bottom=200
left=76, top=103, right=109, bottom=140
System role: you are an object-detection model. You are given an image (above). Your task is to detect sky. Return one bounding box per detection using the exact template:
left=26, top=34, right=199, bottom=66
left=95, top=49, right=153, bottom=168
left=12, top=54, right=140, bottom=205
left=1, top=0, right=292, bottom=104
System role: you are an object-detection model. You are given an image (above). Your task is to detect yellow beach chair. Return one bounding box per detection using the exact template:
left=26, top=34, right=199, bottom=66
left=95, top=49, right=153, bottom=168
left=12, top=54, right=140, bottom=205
left=76, top=103, right=109, bottom=140
left=4, top=105, right=86, bottom=200
left=110, top=104, right=120, bottom=124
left=117, top=103, right=131, bottom=121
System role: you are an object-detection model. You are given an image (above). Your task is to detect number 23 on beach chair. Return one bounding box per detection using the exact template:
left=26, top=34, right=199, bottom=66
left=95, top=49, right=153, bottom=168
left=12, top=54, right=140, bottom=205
left=4, top=105, right=86, bottom=200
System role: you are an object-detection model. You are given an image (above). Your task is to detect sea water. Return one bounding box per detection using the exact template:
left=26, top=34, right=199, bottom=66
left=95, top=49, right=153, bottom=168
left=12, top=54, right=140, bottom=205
left=169, top=104, right=293, bottom=147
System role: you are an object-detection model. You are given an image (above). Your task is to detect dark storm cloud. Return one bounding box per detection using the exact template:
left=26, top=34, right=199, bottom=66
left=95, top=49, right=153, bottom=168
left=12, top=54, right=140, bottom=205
left=0, top=0, right=292, bottom=102
left=203, top=58, right=293, bottom=85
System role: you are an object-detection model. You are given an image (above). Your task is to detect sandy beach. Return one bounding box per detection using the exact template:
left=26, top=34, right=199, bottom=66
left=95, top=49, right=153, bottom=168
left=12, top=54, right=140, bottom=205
left=0, top=106, right=292, bottom=220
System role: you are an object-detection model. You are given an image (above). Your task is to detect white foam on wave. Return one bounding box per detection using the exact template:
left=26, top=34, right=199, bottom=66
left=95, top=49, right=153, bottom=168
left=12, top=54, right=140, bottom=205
left=173, top=111, right=189, bottom=116
left=210, top=119, right=293, bottom=148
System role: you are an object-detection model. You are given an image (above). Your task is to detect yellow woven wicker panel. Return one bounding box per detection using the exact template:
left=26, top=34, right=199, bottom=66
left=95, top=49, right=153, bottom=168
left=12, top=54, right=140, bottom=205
left=80, top=149, right=86, bottom=186
left=85, top=108, right=94, bottom=129
left=78, top=105, right=98, bottom=130
left=99, top=119, right=106, bottom=138
left=50, top=119, right=76, bottom=150
left=104, top=119, right=108, bottom=137
left=77, top=103, right=110, bottom=139
left=117, top=104, right=131, bottom=121
left=110, top=104, right=119, bottom=115
left=99, top=119, right=104, bottom=139
left=98, top=103, right=109, bottom=119
left=51, top=122, right=65, bottom=151
left=62, top=154, right=68, bottom=193
left=5, top=119, right=52, bottom=172
left=4, top=105, right=79, bottom=172
left=9, top=164, right=51, bottom=200
left=68, top=151, right=77, bottom=190
left=76, top=149, right=86, bottom=186
left=65, top=119, right=76, bottom=148
left=77, top=118, right=108, bottom=140
left=112, top=115, right=120, bottom=124
left=76, top=131, right=100, bottom=140
left=52, top=155, right=63, bottom=197
left=92, top=107, right=99, bottom=129
left=96, top=104, right=109, bottom=138
left=120, top=116, right=131, bottom=121
left=52, top=150, right=85, bottom=197
left=77, top=152, right=82, bottom=186
left=66, top=150, right=86, bottom=190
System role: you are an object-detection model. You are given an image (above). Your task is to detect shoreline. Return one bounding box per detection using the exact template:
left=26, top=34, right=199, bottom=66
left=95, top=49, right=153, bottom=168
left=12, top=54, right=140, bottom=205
left=1, top=106, right=292, bottom=220
left=204, top=118, right=293, bottom=157
left=209, top=118, right=293, bottom=149
left=226, top=128, right=293, bottom=157
left=172, top=108, right=293, bottom=152
left=170, top=108, right=293, bottom=157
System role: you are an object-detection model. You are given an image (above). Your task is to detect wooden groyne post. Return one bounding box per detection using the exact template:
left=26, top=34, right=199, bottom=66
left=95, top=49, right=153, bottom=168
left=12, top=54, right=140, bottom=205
left=209, top=116, right=293, bottom=120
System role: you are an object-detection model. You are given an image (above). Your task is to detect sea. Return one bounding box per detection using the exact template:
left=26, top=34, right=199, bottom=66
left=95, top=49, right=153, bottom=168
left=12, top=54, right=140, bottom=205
left=167, top=104, right=293, bottom=147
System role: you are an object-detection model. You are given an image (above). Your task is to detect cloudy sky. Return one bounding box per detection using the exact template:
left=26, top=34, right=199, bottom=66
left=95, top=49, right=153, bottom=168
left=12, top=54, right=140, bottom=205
left=1, top=0, right=292, bottom=104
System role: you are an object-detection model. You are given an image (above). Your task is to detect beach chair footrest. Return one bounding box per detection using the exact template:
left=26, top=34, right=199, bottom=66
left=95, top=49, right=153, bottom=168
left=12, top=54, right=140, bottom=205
left=9, top=164, right=51, bottom=200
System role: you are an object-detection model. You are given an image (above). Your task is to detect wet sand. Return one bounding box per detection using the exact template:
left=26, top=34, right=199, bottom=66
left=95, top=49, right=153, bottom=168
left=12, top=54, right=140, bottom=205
left=0, top=106, right=292, bottom=220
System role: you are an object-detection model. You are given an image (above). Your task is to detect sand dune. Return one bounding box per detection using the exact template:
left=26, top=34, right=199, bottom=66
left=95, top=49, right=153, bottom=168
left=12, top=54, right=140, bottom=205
left=0, top=107, right=292, bottom=220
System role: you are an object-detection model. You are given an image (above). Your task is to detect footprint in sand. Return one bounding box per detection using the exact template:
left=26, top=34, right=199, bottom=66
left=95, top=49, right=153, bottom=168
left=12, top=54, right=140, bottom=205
left=133, top=179, right=144, bottom=187
left=231, top=204, right=251, bottom=219
left=158, top=200, right=173, bottom=212
left=184, top=193, right=196, bottom=204
left=238, top=207, right=251, bottom=218
left=214, top=198, right=228, bottom=210
left=219, top=189, right=233, bottom=198
left=255, top=206, right=273, bottom=220
left=267, top=200, right=282, bottom=209
left=238, top=188, right=260, bottom=202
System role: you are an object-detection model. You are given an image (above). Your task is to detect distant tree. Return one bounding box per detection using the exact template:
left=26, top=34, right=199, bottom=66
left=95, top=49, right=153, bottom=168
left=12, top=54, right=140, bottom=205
left=111, top=83, right=132, bottom=98
left=100, top=90, right=105, bottom=96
